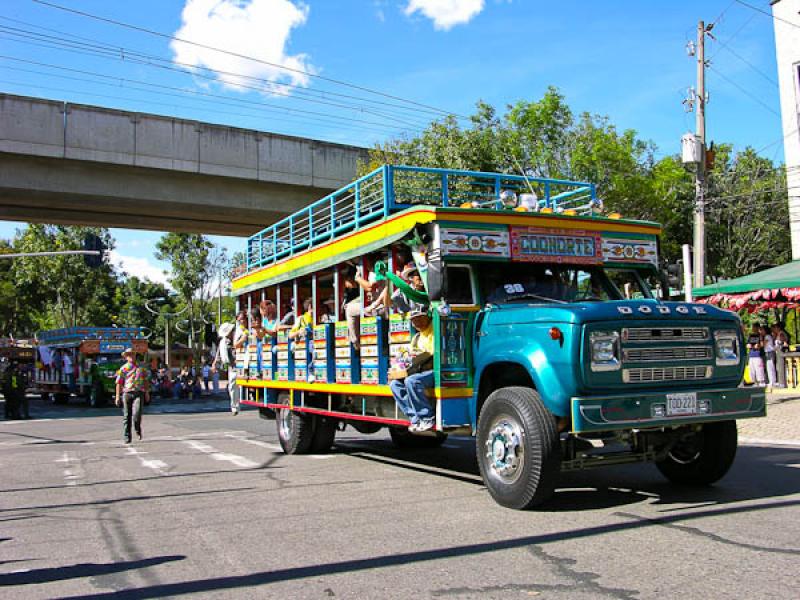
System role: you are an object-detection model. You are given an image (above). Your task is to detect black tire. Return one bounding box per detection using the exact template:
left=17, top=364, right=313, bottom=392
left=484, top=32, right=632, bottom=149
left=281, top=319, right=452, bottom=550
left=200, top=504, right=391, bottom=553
left=389, top=427, right=447, bottom=449
left=656, top=421, right=738, bottom=485
left=53, top=393, right=69, bottom=405
left=276, top=408, right=313, bottom=454
left=476, top=386, right=561, bottom=510
left=309, top=416, right=338, bottom=453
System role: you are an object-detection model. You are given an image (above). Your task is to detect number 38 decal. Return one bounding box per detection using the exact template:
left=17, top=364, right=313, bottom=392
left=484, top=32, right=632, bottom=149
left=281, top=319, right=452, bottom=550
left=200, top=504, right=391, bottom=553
left=504, top=283, right=525, bottom=294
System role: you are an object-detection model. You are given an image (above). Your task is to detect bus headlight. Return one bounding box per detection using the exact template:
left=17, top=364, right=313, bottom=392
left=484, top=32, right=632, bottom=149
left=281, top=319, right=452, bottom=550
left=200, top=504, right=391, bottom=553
left=714, top=330, right=739, bottom=366
left=590, top=331, right=620, bottom=372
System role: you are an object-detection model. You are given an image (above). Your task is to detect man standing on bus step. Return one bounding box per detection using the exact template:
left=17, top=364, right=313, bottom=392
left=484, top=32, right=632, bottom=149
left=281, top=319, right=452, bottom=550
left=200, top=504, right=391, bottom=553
left=389, top=309, right=436, bottom=432
left=115, top=348, right=150, bottom=444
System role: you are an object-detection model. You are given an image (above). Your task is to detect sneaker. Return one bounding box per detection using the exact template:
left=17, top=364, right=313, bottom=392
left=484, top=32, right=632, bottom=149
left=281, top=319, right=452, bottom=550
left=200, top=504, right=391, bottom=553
left=232, top=408, right=239, bottom=416
left=417, top=419, right=435, bottom=432
left=137, top=431, right=142, bottom=440
left=125, top=438, right=132, bottom=444
left=407, top=422, right=420, bottom=432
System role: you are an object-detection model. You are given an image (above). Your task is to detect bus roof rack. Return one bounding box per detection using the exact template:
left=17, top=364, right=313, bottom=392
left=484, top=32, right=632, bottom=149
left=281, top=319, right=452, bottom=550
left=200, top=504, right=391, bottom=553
left=245, top=165, right=598, bottom=272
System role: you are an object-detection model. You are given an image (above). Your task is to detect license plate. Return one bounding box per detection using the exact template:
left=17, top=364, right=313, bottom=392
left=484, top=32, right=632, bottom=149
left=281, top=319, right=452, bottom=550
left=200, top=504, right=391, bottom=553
left=666, top=392, right=698, bottom=416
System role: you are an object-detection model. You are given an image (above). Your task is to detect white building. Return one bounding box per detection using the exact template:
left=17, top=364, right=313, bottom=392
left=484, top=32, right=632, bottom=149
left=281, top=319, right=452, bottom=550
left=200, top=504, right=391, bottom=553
left=772, top=0, right=800, bottom=259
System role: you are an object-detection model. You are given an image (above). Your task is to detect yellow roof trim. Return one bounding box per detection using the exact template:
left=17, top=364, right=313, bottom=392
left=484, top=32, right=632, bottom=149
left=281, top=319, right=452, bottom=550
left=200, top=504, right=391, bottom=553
left=233, top=207, right=661, bottom=292
left=233, top=209, right=437, bottom=292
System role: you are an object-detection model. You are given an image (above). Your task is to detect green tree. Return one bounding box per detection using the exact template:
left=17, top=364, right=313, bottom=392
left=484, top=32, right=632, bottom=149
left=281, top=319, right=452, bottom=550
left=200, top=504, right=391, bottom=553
left=366, top=88, right=788, bottom=274
left=11, top=225, right=118, bottom=330
left=705, top=146, right=790, bottom=279
left=113, top=276, right=175, bottom=348
left=155, top=233, right=218, bottom=358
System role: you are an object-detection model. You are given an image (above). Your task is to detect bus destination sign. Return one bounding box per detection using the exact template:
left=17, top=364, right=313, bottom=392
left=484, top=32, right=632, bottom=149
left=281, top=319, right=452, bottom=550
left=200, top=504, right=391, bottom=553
left=510, top=227, right=602, bottom=265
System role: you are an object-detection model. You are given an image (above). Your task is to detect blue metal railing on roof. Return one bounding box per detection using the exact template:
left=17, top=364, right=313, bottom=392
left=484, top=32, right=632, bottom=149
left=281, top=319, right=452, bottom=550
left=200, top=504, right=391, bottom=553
left=245, top=165, right=597, bottom=272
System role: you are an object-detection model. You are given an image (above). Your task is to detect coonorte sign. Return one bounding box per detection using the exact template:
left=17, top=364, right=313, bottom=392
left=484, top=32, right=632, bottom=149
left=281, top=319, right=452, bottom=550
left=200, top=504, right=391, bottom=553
left=510, top=227, right=602, bottom=265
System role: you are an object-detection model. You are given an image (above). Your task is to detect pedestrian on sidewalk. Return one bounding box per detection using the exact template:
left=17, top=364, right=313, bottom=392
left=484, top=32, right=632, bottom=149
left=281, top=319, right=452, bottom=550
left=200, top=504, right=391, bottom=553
left=115, top=348, right=150, bottom=444
left=213, top=321, right=239, bottom=415
left=201, top=359, right=211, bottom=395
left=746, top=323, right=767, bottom=387
left=761, top=324, right=778, bottom=390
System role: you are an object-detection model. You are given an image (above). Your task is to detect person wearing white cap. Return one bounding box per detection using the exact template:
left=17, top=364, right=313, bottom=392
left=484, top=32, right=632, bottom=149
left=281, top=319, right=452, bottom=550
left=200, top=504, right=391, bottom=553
left=212, top=321, right=239, bottom=415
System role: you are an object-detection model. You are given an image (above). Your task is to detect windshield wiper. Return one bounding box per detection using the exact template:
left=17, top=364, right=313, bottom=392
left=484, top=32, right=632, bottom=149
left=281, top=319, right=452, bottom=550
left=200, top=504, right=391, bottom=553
left=506, top=293, right=567, bottom=305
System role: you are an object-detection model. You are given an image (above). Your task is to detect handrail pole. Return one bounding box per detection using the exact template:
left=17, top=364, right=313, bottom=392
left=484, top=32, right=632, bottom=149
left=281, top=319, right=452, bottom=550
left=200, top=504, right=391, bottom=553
left=355, top=181, right=361, bottom=226
left=441, top=172, right=449, bottom=207
left=545, top=182, right=551, bottom=209
left=494, top=177, right=501, bottom=210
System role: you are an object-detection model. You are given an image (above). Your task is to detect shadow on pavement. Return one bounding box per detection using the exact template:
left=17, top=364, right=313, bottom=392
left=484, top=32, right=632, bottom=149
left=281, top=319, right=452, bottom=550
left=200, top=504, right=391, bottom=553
left=55, top=498, right=800, bottom=600
left=0, top=555, right=184, bottom=587
left=333, top=436, right=800, bottom=512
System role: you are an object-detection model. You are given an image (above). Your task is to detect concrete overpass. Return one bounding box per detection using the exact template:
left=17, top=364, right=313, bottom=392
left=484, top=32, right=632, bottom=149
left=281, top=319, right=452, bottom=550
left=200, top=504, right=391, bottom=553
left=0, top=94, right=368, bottom=236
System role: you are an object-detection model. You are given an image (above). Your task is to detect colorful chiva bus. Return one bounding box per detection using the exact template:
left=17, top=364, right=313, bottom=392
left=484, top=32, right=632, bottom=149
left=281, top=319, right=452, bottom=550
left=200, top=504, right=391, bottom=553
left=233, top=165, right=765, bottom=509
left=33, top=327, right=148, bottom=406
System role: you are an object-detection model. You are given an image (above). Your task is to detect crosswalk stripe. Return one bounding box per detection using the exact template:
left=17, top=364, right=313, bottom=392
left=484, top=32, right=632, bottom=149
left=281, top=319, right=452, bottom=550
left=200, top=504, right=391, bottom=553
left=182, top=439, right=260, bottom=469
left=125, top=446, right=169, bottom=474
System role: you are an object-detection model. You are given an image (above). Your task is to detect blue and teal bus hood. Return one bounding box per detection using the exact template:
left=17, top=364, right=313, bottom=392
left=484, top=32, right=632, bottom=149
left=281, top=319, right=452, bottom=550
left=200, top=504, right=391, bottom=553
left=473, top=299, right=743, bottom=420
left=483, top=299, right=739, bottom=326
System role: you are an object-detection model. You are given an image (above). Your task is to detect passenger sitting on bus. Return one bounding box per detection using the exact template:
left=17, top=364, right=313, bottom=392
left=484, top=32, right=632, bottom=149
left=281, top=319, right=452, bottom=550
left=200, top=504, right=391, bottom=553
left=388, top=309, right=436, bottom=432
left=342, top=265, right=372, bottom=351
left=389, top=265, right=428, bottom=314
left=259, top=300, right=279, bottom=356
left=250, top=308, right=266, bottom=375
left=289, top=298, right=314, bottom=341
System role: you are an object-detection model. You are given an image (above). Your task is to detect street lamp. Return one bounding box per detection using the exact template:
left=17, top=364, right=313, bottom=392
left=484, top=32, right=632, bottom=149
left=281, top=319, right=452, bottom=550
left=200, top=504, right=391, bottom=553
left=144, top=299, right=187, bottom=372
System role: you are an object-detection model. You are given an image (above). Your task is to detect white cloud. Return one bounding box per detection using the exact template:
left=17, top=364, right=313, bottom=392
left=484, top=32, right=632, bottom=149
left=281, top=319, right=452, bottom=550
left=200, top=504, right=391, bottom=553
left=171, top=0, right=314, bottom=96
left=109, top=251, right=170, bottom=287
left=405, top=0, right=485, bottom=30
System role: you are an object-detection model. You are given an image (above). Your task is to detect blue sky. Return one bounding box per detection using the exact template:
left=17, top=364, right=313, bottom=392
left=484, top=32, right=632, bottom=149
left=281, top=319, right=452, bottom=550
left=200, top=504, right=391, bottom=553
left=0, top=0, right=786, bottom=283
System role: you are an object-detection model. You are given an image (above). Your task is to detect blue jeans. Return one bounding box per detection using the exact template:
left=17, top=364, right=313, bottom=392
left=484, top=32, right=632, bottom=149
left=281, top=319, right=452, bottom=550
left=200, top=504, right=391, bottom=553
left=390, top=370, right=434, bottom=424
left=256, top=339, right=263, bottom=374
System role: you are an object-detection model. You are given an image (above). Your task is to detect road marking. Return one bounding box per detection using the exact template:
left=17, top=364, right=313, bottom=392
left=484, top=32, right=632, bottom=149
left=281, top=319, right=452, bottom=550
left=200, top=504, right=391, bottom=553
left=125, top=446, right=169, bottom=474
left=224, top=433, right=281, bottom=451
left=182, top=440, right=259, bottom=469
left=55, top=451, right=81, bottom=486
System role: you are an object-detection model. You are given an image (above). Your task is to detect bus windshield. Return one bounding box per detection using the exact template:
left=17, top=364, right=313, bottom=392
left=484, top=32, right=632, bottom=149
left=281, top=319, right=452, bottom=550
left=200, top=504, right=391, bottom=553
left=479, top=264, right=653, bottom=305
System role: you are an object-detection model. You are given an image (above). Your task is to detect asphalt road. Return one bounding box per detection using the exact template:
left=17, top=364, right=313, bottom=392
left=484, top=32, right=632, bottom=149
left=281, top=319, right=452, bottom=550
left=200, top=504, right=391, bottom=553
left=1, top=397, right=799, bottom=599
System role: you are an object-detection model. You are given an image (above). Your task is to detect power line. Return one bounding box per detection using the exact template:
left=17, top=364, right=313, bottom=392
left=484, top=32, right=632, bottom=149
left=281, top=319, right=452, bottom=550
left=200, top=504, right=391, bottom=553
left=0, top=54, right=425, bottom=133
left=0, top=74, right=408, bottom=141
left=0, top=25, right=437, bottom=128
left=0, top=16, right=450, bottom=122
left=714, top=43, right=779, bottom=87
left=30, top=0, right=467, bottom=119
left=733, top=0, right=800, bottom=30
left=707, top=63, right=780, bottom=116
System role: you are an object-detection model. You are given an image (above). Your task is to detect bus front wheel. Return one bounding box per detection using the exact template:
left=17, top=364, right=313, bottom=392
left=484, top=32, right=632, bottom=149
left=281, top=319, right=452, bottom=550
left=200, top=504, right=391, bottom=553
left=476, top=386, right=560, bottom=510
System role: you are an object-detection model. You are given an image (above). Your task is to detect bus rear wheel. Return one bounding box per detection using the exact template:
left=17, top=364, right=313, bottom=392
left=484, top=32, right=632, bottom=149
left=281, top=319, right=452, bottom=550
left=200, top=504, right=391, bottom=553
left=277, top=408, right=313, bottom=454
left=309, top=416, right=338, bottom=453
left=476, top=387, right=560, bottom=510
left=655, top=421, right=738, bottom=485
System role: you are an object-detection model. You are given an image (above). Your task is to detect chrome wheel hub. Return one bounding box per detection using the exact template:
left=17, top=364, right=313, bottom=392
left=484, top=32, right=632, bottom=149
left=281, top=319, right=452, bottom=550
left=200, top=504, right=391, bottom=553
left=484, top=418, right=524, bottom=483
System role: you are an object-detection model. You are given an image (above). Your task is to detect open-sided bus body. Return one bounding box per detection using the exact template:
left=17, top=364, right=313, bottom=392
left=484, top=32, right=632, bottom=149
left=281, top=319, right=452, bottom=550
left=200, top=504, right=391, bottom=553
left=233, top=165, right=765, bottom=509
left=33, top=327, right=148, bottom=406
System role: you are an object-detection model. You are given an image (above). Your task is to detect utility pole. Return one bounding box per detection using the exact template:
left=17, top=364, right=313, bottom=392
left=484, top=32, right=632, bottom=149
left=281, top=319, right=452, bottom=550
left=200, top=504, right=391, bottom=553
left=693, top=20, right=708, bottom=289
